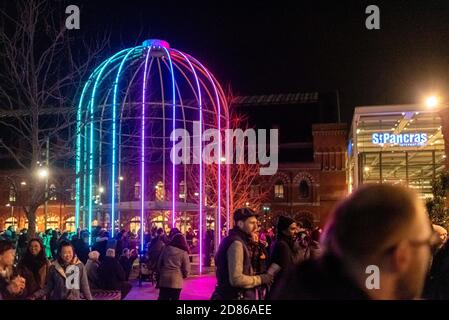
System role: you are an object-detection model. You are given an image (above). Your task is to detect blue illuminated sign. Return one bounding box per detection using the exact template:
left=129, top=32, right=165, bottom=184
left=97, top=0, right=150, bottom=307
left=372, top=132, right=428, bottom=146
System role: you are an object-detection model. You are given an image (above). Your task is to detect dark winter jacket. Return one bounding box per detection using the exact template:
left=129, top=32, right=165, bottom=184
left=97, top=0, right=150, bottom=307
left=98, top=256, right=126, bottom=291
left=424, top=241, right=449, bottom=299
left=269, top=253, right=370, bottom=300
left=212, top=227, right=261, bottom=300
left=73, top=239, right=90, bottom=265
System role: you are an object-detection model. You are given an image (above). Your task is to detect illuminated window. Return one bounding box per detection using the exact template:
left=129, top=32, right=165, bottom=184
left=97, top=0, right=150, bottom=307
left=179, top=180, right=186, bottom=199
left=9, top=186, right=16, bottom=202
left=70, top=184, right=75, bottom=201
left=274, top=182, right=284, bottom=199
left=49, top=184, right=57, bottom=200
left=134, top=182, right=141, bottom=199
left=155, top=181, right=165, bottom=201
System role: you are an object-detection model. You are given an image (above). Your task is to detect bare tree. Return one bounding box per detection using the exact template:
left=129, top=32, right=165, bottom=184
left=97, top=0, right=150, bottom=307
left=0, top=0, right=108, bottom=236
left=187, top=98, right=270, bottom=230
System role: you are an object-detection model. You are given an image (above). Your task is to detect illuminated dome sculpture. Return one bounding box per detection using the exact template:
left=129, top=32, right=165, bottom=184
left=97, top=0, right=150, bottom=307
left=75, top=39, right=229, bottom=268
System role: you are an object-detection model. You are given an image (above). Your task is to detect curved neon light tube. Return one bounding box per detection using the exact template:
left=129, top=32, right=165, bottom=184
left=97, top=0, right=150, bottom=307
left=172, top=49, right=203, bottom=273
left=141, top=46, right=152, bottom=252
left=75, top=81, right=91, bottom=231
left=88, top=49, right=129, bottom=245
left=111, top=48, right=136, bottom=238
left=75, top=58, right=111, bottom=231
left=162, top=47, right=177, bottom=229
left=185, top=55, right=223, bottom=242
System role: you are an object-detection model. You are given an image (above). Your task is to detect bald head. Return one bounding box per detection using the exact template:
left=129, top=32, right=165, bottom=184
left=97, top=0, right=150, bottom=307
left=323, top=184, right=429, bottom=261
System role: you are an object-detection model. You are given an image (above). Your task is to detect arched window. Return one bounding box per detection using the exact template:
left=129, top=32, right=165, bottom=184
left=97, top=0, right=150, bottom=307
left=298, top=180, right=310, bottom=199
left=155, top=181, right=165, bottom=201
left=49, top=184, right=57, bottom=200
left=274, top=181, right=284, bottom=199
left=4, top=217, right=17, bottom=230
left=130, top=216, right=141, bottom=234
left=9, top=186, right=16, bottom=202
left=134, top=182, right=141, bottom=199
left=65, top=216, right=75, bottom=232
left=179, top=180, right=186, bottom=199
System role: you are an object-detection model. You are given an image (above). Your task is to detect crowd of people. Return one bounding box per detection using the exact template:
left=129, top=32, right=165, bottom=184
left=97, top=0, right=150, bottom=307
left=2, top=184, right=449, bottom=300
left=212, top=184, right=449, bottom=300
left=0, top=224, right=193, bottom=300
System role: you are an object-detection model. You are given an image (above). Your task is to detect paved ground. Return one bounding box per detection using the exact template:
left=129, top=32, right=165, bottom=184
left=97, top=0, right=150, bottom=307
left=125, top=273, right=216, bottom=300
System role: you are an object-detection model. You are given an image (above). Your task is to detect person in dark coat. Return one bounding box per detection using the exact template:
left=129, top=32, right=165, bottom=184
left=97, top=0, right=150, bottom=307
left=16, top=229, right=28, bottom=260
left=73, top=231, right=90, bottom=265
left=157, top=232, right=190, bottom=300
left=147, top=228, right=166, bottom=271
left=211, top=208, right=273, bottom=300
left=85, top=251, right=101, bottom=290
left=50, top=230, right=59, bottom=260
left=92, top=231, right=109, bottom=261
left=17, top=238, right=51, bottom=299
left=267, top=215, right=298, bottom=298
left=204, top=228, right=214, bottom=267
left=98, top=248, right=132, bottom=299
left=423, top=239, right=449, bottom=299
left=249, top=232, right=268, bottom=275
left=270, top=184, right=439, bottom=300
left=119, top=248, right=138, bottom=281
left=0, top=240, right=26, bottom=300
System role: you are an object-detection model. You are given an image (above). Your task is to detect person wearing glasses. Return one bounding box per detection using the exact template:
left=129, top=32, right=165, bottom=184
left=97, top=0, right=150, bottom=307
left=269, top=184, right=439, bottom=300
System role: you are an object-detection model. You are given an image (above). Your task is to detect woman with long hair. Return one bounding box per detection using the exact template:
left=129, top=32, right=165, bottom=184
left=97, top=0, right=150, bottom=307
left=17, top=238, right=50, bottom=298
left=29, top=241, right=92, bottom=300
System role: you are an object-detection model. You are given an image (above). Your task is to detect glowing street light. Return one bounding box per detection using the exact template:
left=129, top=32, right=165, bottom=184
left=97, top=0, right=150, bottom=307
left=98, top=186, right=105, bottom=194
left=20, top=181, right=26, bottom=186
left=119, top=176, right=124, bottom=181
left=37, top=167, right=49, bottom=179
left=425, top=96, right=439, bottom=109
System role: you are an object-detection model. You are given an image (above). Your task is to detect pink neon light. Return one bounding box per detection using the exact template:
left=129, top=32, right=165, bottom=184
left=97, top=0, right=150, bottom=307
left=141, top=47, right=152, bottom=252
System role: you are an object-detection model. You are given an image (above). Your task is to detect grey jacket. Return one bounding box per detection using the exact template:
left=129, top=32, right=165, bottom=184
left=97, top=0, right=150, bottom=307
left=32, top=258, right=93, bottom=300
left=85, top=259, right=101, bottom=290
left=157, top=246, right=190, bottom=289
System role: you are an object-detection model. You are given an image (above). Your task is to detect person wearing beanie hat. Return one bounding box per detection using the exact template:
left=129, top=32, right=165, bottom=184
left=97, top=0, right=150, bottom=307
left=266, top=215, right=299, bottom=298
left=212, top=208, right=274, bottom=300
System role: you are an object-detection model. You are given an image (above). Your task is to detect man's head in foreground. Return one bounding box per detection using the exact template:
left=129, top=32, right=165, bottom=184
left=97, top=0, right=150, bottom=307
left=322, top=184, right=438, bottom=299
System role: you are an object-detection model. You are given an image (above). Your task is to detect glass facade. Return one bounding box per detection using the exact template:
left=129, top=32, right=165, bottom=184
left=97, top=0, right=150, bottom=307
left=349, top=105, right=446, bottom=199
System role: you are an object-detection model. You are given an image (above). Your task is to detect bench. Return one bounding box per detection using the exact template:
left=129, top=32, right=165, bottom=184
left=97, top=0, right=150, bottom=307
left=91, top=289, right=121, bottom=300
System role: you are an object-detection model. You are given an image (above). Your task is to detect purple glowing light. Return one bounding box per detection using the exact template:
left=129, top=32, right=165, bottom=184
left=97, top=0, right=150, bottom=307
left=141, top=46, right=152, bottom=252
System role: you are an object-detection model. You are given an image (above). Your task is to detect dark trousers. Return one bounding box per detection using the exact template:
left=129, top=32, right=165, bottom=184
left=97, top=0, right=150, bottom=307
left=158, top=287, right=182, bottom=300
left=121, top=282, right=132, bottom=300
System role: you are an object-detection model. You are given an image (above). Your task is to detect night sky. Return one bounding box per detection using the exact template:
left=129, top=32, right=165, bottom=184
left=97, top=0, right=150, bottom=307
left=33, top=1, right=449, bottom=123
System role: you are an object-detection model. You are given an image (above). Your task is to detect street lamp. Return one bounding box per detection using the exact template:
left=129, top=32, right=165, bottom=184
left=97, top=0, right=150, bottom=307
left=425, top=96, right=439, bottom=109
left=37, top=167, right=49, bottom=179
